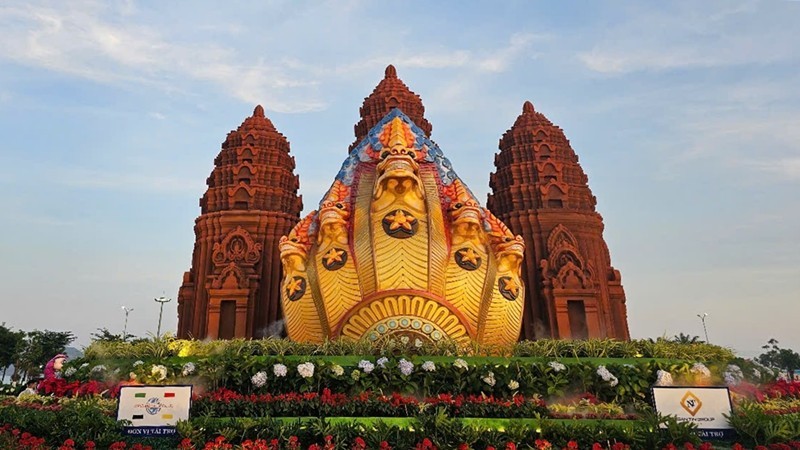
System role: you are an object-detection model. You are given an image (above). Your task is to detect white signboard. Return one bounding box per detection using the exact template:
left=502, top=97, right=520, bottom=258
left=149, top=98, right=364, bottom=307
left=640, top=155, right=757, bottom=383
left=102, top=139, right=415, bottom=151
left=652, top=386, right=733, bottom=439
left=117, top=385, right=192, bottom=436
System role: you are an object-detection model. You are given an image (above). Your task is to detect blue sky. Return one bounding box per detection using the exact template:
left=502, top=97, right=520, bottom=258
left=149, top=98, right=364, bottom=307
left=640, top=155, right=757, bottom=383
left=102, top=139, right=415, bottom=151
left=0, top=0, right=797, bottom=356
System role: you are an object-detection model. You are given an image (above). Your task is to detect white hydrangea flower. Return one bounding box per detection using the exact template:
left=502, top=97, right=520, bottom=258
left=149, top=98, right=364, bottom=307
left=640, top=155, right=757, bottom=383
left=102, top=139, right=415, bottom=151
left=453, top=358, right=469, bottom=370
left=548, top=361, right=566, bottom=372
left=421, top=361, right=436, bottom=372
left=508, top=380, right=520, bottom=390
left=596, top=365, right=619, bottom=387
left=752, top=368, right=762, bottom=379
left=133, top=360, right=144, bottom=367
left=251, top=371, right=268, bottom=388
left=482, top=371, right=496, bottom=387
left=90, top=364, right=106, bottom=374
left=331, top=364, right=345, bottom=376
left=181, top=362, right=196, bottom=376
left=297, top=362, right=315, bottom=378
left=723, top=364, right=744, bottom=386
left=376, top=357, right=389, bottom=368
left=398, top=358, right=414, bottom=376
left=63, top=367, right=77, bottom=377
left=273, top=363, right=288, bottom=377
left=358, top=360, right=375, bottom=374
left=691, top=363, right=711, bottom=379
left=351, top=369, right=361, bottom=380
left=654, top=370, right=674, bottom=387
left=151, top=364, right=168, bottom=381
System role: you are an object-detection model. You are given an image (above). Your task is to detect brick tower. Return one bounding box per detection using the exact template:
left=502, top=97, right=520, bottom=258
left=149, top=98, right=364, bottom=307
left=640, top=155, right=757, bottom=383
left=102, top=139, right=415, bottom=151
left=350, top=65, right=433, bottom=151
left=177, top=105, right=303, bottom=339
left=487, top=101, right=630, bottom=340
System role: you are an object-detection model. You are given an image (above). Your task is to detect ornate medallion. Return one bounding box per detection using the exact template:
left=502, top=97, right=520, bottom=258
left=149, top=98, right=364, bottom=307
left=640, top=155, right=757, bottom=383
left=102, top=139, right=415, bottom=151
left=321, top=247, right=348, bottom=271
left=498, top=276, right=520, bottom=301
left=455, top=247, right=481, bottom=270
left=382, top=209, right=418, bottom=239
left=286, top=276, right=307, bottom=301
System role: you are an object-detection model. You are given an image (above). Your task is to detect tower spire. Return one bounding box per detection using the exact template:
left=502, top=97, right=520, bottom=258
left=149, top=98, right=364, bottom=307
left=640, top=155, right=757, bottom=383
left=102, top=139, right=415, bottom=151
left=350, top=65, right=432, bottom=151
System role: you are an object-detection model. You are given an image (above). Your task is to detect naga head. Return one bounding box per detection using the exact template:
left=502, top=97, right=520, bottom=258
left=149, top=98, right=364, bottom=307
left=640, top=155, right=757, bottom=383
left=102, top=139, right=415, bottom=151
left=448, top=180, right=485, bottom=245
left=318, top=181, right=351, bottom=245
left=279, top=212, right=316, bottom=273
left=485, top=212, right=525, bottom=275
left=374, top=117, right=424, bottom=201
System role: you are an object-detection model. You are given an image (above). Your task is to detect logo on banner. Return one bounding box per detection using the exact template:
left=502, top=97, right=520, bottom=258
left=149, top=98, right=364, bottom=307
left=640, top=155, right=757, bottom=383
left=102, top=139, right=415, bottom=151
left=145, top=398, right=163, bottom=415
left=680, top=391, right=703, bottom=416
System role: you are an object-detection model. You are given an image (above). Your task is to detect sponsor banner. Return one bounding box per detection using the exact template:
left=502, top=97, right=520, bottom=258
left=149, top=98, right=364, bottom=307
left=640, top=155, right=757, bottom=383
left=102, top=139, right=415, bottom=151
left=117, top=385, right=192, bottom=435
left=123, top=426, right=178, bottom=436
left=652, top=386, right=734, bottom=440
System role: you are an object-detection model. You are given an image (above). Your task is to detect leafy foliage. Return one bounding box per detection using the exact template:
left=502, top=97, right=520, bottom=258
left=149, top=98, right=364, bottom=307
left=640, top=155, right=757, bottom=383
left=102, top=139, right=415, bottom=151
left=758, top=339, right=800, bottom=375
left=12, top=330, right=76, bottom=381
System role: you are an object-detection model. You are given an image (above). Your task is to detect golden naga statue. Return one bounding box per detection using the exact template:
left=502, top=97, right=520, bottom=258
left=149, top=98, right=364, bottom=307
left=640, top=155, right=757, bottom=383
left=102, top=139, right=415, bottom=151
left=279, top=110, right=525, bottom=345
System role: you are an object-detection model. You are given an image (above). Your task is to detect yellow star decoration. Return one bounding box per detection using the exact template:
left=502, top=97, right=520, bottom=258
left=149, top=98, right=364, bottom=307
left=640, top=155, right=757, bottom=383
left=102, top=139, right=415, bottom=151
left=323, top=248, right=345, bottom=266
left=501, top=277, right=520, bottom=297
left=385, top=210, right=415, bottom=231
left=458, top=248, right=480, bottom=265
left=286, top=277, right=304, bottom=297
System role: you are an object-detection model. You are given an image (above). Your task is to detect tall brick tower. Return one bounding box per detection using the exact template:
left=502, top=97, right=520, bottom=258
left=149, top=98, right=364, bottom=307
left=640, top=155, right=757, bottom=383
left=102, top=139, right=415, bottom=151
left=177, top=105, right=303, bottom=339
left=487, top=101, right=630, bottom=340
left=350, top=65, right=433, bottom=151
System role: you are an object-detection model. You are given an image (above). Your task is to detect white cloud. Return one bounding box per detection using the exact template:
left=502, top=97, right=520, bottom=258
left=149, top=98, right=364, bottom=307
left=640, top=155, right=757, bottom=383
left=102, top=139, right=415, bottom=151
left=0, top=2, right=325, bottom=112
left=478, top=33, right=542, bottom=72
left=577, top=2, right=798, bottom=74
left=54, top=167, right=203, bottom=193
left=742, top=157, right=800, bottom=180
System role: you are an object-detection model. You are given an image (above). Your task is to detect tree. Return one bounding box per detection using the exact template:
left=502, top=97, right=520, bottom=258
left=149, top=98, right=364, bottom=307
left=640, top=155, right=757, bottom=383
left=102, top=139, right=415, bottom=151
left=13, top=330, right=76, bottom=381
left=0, top=323, right=25, bottom=380
left=672, top=333, right=702, bottom=344
left=90, top=327, right=125, bottom=342
left=757, top=338, right=800, bottom=376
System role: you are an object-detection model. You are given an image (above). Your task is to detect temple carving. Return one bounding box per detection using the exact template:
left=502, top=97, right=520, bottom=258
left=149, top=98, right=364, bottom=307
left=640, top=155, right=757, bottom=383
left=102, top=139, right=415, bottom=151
left=487, top=101, right=630, bottom=340
left=177, top=105, right=303, bottom=339
left=177, top=66, right=629, bottom=342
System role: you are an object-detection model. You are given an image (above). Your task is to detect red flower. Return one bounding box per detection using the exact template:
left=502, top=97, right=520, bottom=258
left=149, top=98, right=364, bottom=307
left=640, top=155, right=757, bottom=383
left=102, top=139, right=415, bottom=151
left=565, top=442, right=579, bottom=450
left=379, top=441, right=393, bottom=450
left=506, top=443, right=517, bottom=450
left=415, top=438, right=437, bottom=450
left=351, top=437, right=366, bottom=450
left=535, top=439, right=553, bottom=450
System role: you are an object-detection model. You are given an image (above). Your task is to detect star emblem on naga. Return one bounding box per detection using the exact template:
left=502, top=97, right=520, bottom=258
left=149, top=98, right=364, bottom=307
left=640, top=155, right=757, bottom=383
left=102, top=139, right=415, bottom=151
left=382, top=209, right=418, bottom=238
left=285, top=276, right=306, bottom=301
left=455, top=247, right=482, bottom=270
left=498, top=276, right=521, bottom=301
left=321, top=247, right=348, bottom=271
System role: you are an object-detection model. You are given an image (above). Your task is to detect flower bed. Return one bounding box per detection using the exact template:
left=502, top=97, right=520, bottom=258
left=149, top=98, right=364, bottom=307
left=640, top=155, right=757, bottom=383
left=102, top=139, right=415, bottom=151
left=2, top=337, right=798, bottom=449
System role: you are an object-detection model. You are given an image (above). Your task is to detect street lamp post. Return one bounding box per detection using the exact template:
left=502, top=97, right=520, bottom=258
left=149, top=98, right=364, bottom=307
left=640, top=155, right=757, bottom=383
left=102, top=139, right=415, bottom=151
left=697, top=313, right=710, bottom=343
left=122, top=306, right=134, bottom=341
left=154, top=297, right=172, bottom=338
